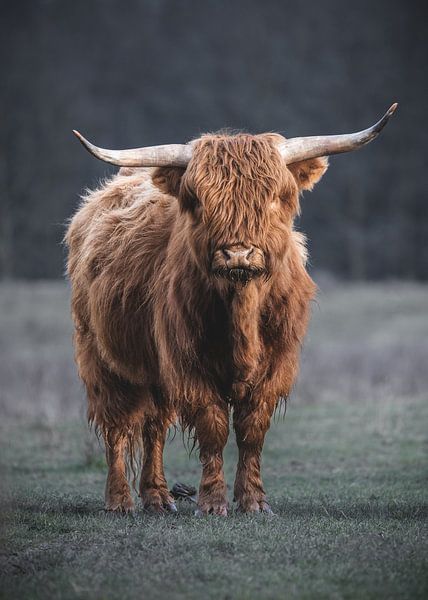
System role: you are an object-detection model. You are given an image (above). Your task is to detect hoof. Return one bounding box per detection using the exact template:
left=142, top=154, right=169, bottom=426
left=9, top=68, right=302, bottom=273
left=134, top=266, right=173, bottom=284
left=165, top=501, right=178, bottom=513
left=105, top=495, right=135, bottom=514
left=236, top=498, right=276, bottom=515
left=140, top=487, right=177, bottom=515
left=194, top=502, right=228, bottom=517
left=259, top=501, right=276, bottom=515
left=143, top=501, right=177, bottom=515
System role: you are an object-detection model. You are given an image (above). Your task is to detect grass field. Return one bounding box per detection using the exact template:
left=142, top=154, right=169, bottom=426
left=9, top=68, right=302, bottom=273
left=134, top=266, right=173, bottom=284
left=1, top=280, right=427, bottom=599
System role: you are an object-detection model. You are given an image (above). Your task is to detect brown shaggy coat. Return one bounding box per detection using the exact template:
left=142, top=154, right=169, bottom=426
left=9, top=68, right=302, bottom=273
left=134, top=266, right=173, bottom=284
left=66, top=133, right=328, bottom=514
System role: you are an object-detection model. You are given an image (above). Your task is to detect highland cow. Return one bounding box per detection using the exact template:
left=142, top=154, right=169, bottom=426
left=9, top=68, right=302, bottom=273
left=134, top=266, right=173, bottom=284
left=66, top=104, right=397, bottom=515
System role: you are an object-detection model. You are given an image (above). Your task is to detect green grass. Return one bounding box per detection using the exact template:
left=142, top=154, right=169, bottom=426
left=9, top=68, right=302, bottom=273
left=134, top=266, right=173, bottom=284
left=1, top=281, right=427, bottom=599
left=1, top=396, right=427, bottom=600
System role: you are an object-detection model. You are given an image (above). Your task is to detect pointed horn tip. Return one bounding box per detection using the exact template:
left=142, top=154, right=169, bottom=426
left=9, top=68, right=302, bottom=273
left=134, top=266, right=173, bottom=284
left=72, top=130, right=94, bottom=153
left=387, top=103, right=398, bottom=116
left=72, top=129, right=85, bottom=141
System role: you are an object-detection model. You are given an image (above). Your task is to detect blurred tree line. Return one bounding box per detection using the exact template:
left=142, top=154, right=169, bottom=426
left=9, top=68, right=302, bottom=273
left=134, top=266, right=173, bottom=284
left=1, top=0, right=426, bottom=280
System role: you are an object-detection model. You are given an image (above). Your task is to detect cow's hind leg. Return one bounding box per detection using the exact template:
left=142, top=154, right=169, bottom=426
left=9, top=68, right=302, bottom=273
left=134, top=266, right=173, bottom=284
left=233, top=398, right=275, bottom=514
left=76, top=332, right=141, bottom=513
left=139, top=408, right=176, bottom=513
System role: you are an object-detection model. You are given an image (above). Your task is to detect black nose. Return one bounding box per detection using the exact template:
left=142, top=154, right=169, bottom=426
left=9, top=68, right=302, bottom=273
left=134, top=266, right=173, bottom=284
left=222, top=247, right=254, bottom=265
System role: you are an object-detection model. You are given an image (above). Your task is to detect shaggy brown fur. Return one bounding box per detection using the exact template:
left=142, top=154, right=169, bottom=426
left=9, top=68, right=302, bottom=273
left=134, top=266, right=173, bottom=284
left=66, top=132, right=328, bottom=514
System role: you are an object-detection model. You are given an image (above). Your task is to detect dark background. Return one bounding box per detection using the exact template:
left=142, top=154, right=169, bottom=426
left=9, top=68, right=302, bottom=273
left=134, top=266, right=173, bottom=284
left=1, top=0, right=427, bottom=280
left=1, top=4, right=427, bottom=595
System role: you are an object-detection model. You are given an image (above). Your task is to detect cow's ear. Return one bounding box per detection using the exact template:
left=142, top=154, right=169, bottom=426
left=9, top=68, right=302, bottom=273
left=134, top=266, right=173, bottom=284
left=152, top=166, right=186, bottom=197
left=287, top=157, right=329, bottom=191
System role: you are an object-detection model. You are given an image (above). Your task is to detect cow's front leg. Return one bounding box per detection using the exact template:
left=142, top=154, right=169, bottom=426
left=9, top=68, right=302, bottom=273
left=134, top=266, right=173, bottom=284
left=140, top=413, right=176, bottom=514
left=233, top=399, right=275, bottom=513
left=105, top=430, right=134, bottom=513
left=193, top=399, right=229, bottom=516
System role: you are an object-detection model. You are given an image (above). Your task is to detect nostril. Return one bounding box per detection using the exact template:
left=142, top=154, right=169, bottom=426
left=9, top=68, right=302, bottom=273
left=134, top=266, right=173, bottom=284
left=221, top=247, right=254, bottom=262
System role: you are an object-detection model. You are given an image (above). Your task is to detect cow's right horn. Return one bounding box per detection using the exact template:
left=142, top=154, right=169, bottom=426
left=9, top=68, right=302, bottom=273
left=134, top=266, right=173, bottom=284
left=278, top=103, right=398, bottom=164
left=73, top=130, right=193, bottom=167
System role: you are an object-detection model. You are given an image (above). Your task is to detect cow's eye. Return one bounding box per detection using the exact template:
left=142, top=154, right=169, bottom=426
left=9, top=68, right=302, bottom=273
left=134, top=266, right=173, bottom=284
left=180, top=191, right=200, bottom=214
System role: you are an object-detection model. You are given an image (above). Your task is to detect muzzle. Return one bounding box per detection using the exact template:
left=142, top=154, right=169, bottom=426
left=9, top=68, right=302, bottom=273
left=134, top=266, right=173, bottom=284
left=211, top=245, right=265, bottom=283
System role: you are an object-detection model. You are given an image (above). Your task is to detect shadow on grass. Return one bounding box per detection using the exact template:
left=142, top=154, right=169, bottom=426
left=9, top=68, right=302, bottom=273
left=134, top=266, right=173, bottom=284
left=6, top=493, right=428, bottom=521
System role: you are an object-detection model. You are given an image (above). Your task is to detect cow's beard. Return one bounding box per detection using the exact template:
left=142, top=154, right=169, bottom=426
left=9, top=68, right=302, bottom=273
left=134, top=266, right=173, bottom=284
left=229, top=282, right=262, bottom=401
left=212, top=267, right=266, bottom=285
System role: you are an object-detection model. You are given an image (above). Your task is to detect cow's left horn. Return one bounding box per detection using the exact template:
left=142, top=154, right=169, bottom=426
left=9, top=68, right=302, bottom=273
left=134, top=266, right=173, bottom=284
left=278, top=103, right=398, bottom=164
left=72, top=130, right=193, bottom=167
